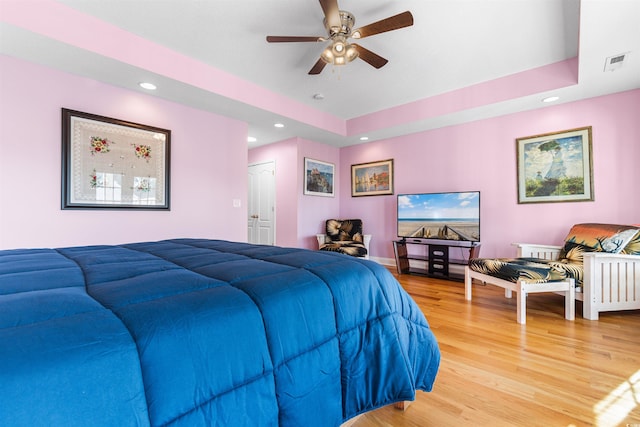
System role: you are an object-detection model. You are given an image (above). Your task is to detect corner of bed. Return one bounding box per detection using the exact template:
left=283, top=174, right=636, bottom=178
left=0, top=238, right=440, bottom=426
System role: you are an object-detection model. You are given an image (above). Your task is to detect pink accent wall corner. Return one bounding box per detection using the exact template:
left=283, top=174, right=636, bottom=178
left=340, top=89, right=640, bottom=261
left=0, top=55, right=248, bottom=249
left=248, top=137, right=340, bottom=249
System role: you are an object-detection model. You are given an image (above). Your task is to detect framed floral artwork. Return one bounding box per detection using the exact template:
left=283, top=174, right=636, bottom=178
left=516, top=126, right=593, bottom=204
left=61, top=109, right=171, bottom=210
left=351, top=159, right=394, bottom=197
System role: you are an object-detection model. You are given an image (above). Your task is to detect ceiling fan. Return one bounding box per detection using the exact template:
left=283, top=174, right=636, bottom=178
left=266, top=0, right=414, bottom=75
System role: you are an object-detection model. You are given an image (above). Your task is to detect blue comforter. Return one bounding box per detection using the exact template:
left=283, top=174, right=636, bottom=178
left=0, top=239, right=440, bottom=426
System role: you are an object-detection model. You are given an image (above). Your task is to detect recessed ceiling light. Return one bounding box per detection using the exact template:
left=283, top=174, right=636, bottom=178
left=139, top=82, right=157, bottom=90
left=542, top=96, right=560, bottom=103
left=247, top=136, right=257, bottom=143
left=274, top=123, right=285, bottom=128
left=359, top=136, right=369, bottom=141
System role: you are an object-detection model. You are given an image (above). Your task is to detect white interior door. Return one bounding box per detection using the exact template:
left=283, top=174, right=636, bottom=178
left=248, top=161, right=275, bottom=245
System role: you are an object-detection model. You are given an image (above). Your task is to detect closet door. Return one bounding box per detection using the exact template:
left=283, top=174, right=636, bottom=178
left=247, top=161, right=275, bottom=245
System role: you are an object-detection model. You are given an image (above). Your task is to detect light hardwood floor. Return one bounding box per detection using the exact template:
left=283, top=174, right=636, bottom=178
left=352, top=271, right=640, bottom=427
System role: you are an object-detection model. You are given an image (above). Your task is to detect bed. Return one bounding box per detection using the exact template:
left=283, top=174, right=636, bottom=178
left=0, top=238, right=440, bottom=426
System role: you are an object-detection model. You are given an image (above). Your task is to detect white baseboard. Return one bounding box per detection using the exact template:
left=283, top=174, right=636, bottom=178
left=370, top=256, right=395, bottom=267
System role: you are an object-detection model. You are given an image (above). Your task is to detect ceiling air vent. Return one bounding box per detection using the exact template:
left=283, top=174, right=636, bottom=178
left=603, top=52, right=630, bottom=72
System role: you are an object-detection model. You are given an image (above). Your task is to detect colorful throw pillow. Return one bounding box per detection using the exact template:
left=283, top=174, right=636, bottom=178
left=621, top=230, right=640, bottom=255
left=559, top=223, right=640, bottom=258
left=326, top=219, right=364, bottom=243
left=601, top=228, right=639, bottom=253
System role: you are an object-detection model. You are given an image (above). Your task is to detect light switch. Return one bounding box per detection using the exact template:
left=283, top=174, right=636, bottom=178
left=233, top=199, right=241, bottom=208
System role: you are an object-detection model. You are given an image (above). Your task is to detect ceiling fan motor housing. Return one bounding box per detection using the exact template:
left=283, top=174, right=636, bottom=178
left=324, top=10, right=355, bottom=37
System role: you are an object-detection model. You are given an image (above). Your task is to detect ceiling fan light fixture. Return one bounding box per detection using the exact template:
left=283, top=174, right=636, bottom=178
left=321, top=36, right=358, bottom=66
left=345, top=44, right=358, bottom=62
left=332, top=36, right=346, bottom=55
left=321, top=46, right=335, bottom=64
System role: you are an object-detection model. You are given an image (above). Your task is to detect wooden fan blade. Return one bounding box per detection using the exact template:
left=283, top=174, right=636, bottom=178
left=353, top=44, right=388, bottom=69
left=309, top=58, right=328, bottom=75
left=319, top=0, right=341, bottom=32
left=266, top=36, right=324, bottom=43
left=352, top=11, right=414, bottom=39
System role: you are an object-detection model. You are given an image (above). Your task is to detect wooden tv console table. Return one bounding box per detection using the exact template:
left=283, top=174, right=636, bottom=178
left=393, top=239, right=481, bottom=281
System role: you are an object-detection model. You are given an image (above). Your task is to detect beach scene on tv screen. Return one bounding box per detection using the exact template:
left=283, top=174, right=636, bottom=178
left=398, top=192, right=480, bottom=241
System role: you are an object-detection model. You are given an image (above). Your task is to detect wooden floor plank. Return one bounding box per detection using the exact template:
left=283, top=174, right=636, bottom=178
left=351, top=272, right=640, bottom=427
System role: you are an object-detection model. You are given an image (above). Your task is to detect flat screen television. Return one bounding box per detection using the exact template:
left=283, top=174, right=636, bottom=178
left=397, top=191, right=480, bottom=245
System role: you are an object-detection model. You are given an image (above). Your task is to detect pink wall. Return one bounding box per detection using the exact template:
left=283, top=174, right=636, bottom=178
left=249, top=137, right=340, bottom=249
left=340, top=89, right=640, bottom=260
left=348, top=58, right=579, bottom=135
left=296, top=139, right=341, bottom=248
left=1, top=0, right=345, bottom=137
left=2, top=55, right=637, bottom=259
left=248, top=138, right=299, bottom=248
left=0, top=55, right=249, bottom=249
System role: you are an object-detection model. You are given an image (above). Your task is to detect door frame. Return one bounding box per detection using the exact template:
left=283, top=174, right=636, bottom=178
left=247, top=160, right=276, bottom=245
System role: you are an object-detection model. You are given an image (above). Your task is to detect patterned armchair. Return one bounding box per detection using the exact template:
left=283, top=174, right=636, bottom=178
left=465, top=223, right=640, bottom=323
left=316, top=219, right=371, bottom=259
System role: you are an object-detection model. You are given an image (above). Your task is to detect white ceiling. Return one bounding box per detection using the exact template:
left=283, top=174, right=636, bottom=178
left=1, top=0, right=639, bottom=148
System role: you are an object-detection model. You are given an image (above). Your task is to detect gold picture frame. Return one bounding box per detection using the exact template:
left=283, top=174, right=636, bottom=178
left=516, top=126, right=593, bottom=204
left=351, top=159, right=394, bottom=197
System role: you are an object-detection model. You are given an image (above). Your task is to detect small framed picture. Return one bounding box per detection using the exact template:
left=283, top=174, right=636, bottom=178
left=304, top=157, right=335, bottom=197
left=516, top=126, right=593, bottom=204
left=351, top=159, right=394, bottom=197
left=61, top=108, right=171, bottom=210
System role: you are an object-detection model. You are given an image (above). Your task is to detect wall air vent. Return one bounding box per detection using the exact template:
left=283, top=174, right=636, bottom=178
left=604, top=52, right=630, bottom=72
